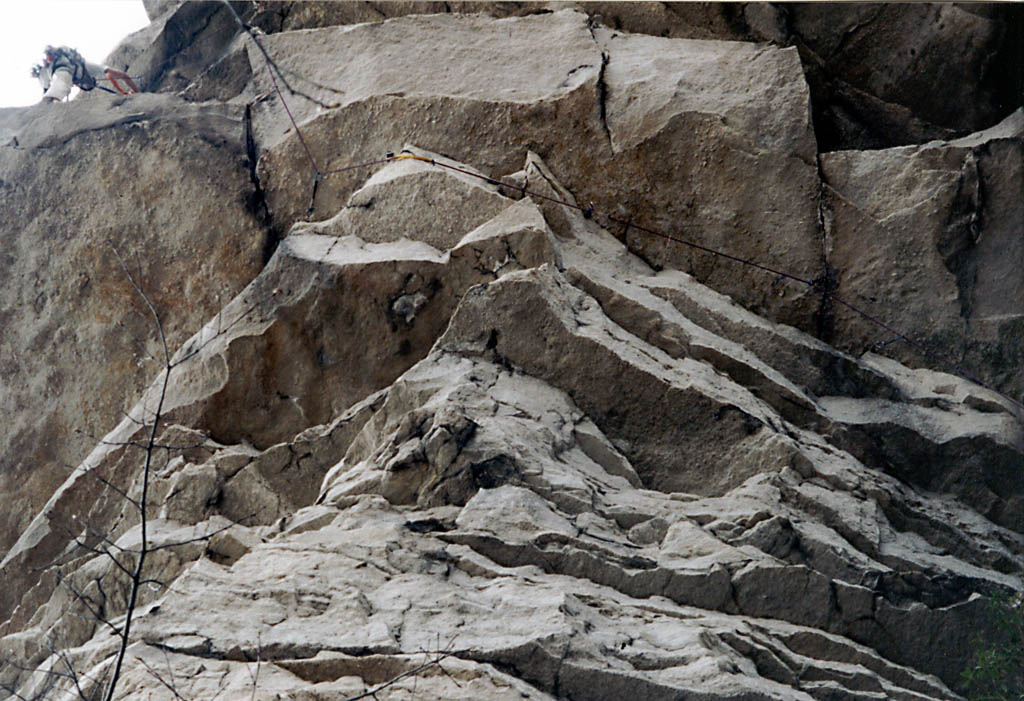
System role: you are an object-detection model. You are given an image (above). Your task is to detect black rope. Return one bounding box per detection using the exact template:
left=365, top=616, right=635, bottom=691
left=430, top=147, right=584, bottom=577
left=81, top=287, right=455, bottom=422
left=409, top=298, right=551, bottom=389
left=220, top=0, right=322, bottom=176
left=304, top=172, right=321, bottom=221
left=422, top=158, right=1019, bottom=408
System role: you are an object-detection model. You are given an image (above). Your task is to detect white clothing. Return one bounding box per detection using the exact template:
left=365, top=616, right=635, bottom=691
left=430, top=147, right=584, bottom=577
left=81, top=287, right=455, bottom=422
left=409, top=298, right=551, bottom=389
left=40, top=59, right=106, bottom=102
left=41, top=68, right=73, bottom=101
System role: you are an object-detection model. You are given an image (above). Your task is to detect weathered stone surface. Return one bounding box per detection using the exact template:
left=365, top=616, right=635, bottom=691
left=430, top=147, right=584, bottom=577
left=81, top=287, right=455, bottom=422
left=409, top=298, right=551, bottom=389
left=230, top=2, right=1024, bottom=153
left=141, top=0, right=185, bottom=22
left=435, top=265, right=804, bottom=497
left=787, top=3, right=1023, bottom=149
left=246, top=1, right=780, bottom=42
left=249, top=10, right=823, bottom=331
left=178, top=38, right=253, bottom=103
left=822, top=108, right=1024, bottom=401
left=6, top=148, right=1020, bottom=698
left=241, top=1, right=1023, bottom=151
left=594, top=27, right=821, bottom=327
left=250, top=0, right=451, bottom=33
left=115, top=0, right=247, bottom=94
left=2, top=7, right=1023, bottom=701
left=0, top=93, right=267, bottom=557
left=0, top=149, right=558, bottom=631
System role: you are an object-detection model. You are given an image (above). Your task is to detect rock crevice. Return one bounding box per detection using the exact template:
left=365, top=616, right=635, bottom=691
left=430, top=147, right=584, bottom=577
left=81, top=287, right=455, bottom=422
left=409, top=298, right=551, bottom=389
left=0, top=4, right=1021, bottom=700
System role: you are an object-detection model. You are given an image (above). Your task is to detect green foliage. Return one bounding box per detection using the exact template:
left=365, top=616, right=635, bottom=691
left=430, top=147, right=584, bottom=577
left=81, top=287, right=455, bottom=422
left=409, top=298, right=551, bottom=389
left=962, top=590, right=1024, bottom=701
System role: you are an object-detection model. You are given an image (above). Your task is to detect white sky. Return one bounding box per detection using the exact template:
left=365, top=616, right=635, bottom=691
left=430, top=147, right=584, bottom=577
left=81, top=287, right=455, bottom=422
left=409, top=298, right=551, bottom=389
left=0, top=1, right=151, bottom=108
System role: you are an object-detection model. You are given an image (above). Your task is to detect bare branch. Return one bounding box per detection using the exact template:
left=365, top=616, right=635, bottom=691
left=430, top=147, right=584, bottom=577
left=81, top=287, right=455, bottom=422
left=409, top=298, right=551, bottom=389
left=169, top=297, right=263, bottom=369
left=68, top=517, right=135, bottom=555
left=144, top=523, right=236, bottom=554
left=73, top=463, right=141, bottom=509
left=52, top=646, right=87, bottom=701
left=77, top=433, right=211, bottom=453
left=5, top=632, right=114, bottom=701
left=65, top=538, right=137, bottom=580
left=342, top=652, right=454, bottom=701
left=103, top=244, right=176, bottom=701
left=54, top=573, right=122, bottom=639
left=110, top=244, right=170, bottom=368
left=0, top=682, right=31, bottom=701
left=134, top=653, right=190, bottom=701
left=247, top=632, right=261, bottom=701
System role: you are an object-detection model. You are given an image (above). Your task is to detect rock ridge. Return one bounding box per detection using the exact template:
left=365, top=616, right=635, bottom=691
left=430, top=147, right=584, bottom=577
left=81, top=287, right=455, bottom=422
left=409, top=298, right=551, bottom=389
left=0, top=4, right=1021, bottom=700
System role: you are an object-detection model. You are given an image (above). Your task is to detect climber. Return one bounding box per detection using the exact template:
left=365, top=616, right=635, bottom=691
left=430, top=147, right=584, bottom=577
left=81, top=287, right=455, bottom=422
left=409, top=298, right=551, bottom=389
left=32, top=46, right=139, bottom=103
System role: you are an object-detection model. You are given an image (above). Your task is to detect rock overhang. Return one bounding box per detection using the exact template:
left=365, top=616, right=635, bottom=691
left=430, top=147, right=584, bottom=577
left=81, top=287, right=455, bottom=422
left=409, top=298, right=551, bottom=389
left=1, top=5, right=1022, bottom=700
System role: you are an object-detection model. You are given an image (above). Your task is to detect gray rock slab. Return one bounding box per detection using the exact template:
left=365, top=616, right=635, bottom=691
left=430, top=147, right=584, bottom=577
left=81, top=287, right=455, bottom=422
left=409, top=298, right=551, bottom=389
left=0, top=157, right=559, bottom=635
left=248, top=11, right=823, bottom=333
left=0, top=93, right=267, bottom=559
left=4, top=9, right=1024, bottom=696
left=821, top=108, right=1024, bottom=402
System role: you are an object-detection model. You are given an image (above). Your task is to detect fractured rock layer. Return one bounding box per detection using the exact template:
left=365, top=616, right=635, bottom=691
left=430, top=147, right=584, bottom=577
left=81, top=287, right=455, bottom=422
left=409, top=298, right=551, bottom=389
left=1, top=4, right=1022, bottom=701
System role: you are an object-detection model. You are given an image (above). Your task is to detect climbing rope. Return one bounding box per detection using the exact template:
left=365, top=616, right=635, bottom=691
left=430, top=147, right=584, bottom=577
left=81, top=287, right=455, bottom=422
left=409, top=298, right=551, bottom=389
left=218, top=1, right=1023, bottom=413
left=382, top=155, right=1016, bottom=408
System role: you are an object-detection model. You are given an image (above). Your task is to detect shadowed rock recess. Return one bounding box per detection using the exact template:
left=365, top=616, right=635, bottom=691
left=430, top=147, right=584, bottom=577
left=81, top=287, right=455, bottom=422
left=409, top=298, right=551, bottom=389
left=1, top=3, right=1022, bottom=699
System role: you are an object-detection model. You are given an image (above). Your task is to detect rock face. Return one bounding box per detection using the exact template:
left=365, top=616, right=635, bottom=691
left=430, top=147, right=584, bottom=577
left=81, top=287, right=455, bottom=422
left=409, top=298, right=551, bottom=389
left=248, top=10, right=823, bottom=333
left=1, top=3, right=1022, bottom=700
left=0, top=93, right=269, bottom=555
left=786, top=3, right=1023, bottom=150
left=822, top=110, right=1024, bottom=401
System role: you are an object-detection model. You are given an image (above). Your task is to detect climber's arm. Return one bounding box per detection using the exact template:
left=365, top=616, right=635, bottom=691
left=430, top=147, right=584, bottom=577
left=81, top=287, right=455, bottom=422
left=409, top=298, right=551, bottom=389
left=41, top=68, right=73, bottom=102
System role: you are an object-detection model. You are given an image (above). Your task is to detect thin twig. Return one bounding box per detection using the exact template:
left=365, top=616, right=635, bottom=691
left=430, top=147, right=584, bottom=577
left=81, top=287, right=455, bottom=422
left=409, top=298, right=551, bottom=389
left=342, top=652, right=453, bottom=701
left=73, top=465, right=141, bottom=510
left=135, top=653, right=190, bottom=701
left=103, top=246, right=174, bottom=701
left=170, top=298, right=264, bottom=368
left=247, top=632, right=261, bottom=701
left=143, top=522, right=237, bottom=554
left=54, top=573, right=121, bottom=639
